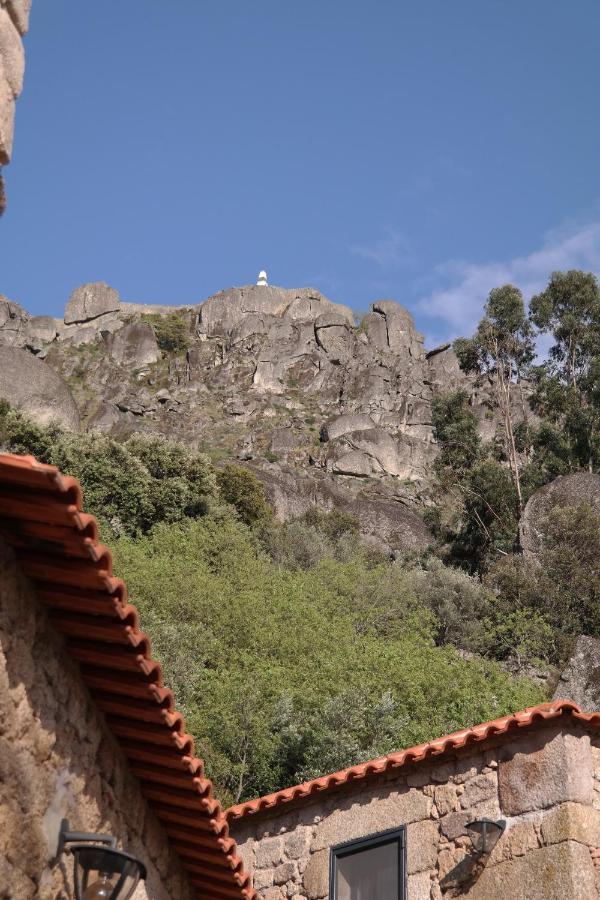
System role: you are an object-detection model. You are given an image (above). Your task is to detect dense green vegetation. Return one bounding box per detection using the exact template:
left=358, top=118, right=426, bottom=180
left=3, top=269, right=599, bottom=804
left=113, top=523, right=540, bottom=805
left=0, top=400, right=543, bottom=805
left=428, top=269, right=600, bottom=665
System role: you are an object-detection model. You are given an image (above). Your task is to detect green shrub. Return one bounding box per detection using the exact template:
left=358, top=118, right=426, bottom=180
left=431, top=391, right=480, bottom=473
left=216, top=464, right=273, bottom=526
left=261, top=507, right=365, bottom=571
left=0, top=404, right=216, bottom=536
left=141, top=312, right=190, bottom=352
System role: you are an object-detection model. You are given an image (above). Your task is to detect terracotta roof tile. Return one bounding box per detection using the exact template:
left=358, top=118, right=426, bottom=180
left=0, top=453, right=256, bottom=900
left=226, top=700, right=600, bottom=822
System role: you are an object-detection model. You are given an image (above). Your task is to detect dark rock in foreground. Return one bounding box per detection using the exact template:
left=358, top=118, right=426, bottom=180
left=0, top=346, right=80, bottom=430
left=553, top=635, right=600, bottom=711
left=520, top=473, right=600, bottom=559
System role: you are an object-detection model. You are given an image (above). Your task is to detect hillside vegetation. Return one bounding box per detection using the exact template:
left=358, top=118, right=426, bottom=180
left=3, top=269, right=600, bottom=805
left=0, top=401, right=543, bottom=805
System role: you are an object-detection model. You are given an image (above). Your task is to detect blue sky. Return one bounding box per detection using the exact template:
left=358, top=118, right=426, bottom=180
left=2, top=0, right=600, bottom=344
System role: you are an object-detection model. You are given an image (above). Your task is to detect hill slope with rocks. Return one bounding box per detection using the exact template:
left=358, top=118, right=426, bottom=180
left=0, top=280, right=528, bottom=550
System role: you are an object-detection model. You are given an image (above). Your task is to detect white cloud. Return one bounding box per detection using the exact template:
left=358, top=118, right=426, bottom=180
left=352, top=229, right=414, bottom=268
left=417, top=220, right=600, bottom=340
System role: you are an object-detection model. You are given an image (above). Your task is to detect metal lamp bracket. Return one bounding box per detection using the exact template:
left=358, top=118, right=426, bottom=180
left=57, top=818, right=118, bottom=858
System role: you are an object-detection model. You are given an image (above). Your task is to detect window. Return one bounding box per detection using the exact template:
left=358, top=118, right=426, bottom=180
left=329, top=827, right=406, bottom=900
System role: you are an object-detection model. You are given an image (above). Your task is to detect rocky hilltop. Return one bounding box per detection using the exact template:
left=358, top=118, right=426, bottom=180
left=0, top=281, right=508, bottom=550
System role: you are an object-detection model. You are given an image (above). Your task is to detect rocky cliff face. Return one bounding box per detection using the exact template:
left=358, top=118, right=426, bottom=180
left=520, top=472, right=600, bottom=560
left=0, top=0, right=31, bottom=213
left=0, top=281, right=497, bottom=550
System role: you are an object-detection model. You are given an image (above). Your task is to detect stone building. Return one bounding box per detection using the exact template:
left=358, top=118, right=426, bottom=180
left=0, top=452, right=255, bottom=899
left=0, top=0, right=30, bottom=214
left=228, top=702, right=600, bottom=899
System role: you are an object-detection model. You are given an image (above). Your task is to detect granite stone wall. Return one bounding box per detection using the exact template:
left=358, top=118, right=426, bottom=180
left=0, top=0, right=30, bottom=212
left=0, top=537, right=194, bottom=899
left=231, top=723, right=600, bottom=899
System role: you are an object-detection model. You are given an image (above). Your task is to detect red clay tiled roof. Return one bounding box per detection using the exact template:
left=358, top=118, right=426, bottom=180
left=0, top=453, right=256, bottom=900
left=227, top=700, right=600, bottom=822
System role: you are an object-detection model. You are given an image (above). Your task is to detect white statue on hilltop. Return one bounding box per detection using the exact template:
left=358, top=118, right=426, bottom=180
left=256, top=270, right=268, bottom=286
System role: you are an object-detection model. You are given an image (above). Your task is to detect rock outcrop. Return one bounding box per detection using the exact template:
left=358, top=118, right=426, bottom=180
left=520, top=473, right=600, bottom=559
left=103, top=322, right=161, bottom=367
left=248, top=461, right=432, bottom=553
left=64, top=282, right=121, bottom=324
left=0, top=346, right=79, bottom=430
left=553, top=635, right=600, bottom=711
left=0, top=294, right=29, bottom=344
left=0, top=279, right=512, bottom=548
left=0, top=0, right=31, bottom=212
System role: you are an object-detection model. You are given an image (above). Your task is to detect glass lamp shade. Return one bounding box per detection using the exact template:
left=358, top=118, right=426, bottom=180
left=71, top=845, right=146, bottom=900
left=465, top=819, right=506, bottom=855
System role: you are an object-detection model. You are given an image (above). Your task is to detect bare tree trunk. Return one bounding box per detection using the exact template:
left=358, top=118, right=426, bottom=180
left=496, top=356, right=523, bottom=516
left=516, top=369, right=532, bottom=459
left=234, top=744, right=248, bottom=804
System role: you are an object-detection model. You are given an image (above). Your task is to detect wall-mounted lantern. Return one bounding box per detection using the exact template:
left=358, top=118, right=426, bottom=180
left=57, top=819, right=146, bottom=900
left=465, top=818, right=506, bottom=855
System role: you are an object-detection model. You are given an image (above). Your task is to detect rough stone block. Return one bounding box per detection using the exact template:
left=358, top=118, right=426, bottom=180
left=439, top=811, right=475, bottom=842
left=459, top=772, right=497, bottom=808
left=434, top=783, right=461, bottom=816
left=253, top=868, right=274, bottom=890
left=285, top=827, right=311, bottom=859
left=453, top=758, right=481, bottom=784
left=540, top=801, right=600, bottom=848
left=429, top=761, right=456, bottom=783
left=466, top=840, right=597, bottom=899
left=263, top=888, right=286, bottom=900
left=255, top=836, right=284, bottom=869
left=407, top=869, right=432, bottom=899
left=406, top=766, right=432, bottom=788
left=406, top=819, right=439, bottom=874
left=490, top=817, right=539, bottom=864
left=312, top=788, right=431, bottom=851
left=235, top=836, right=255, bottom=872
left=303, top=848, right=329, bottom=900
left=498, top=727, right=593, bottom=815
left=273, top=860, right=298, bottom=885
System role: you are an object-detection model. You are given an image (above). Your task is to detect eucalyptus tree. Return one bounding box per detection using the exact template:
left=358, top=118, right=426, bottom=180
left=454, top=285, right=535, bottom=514
left=530, top=270, right=600, bottom=472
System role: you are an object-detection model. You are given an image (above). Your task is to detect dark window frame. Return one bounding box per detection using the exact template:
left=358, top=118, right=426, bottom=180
left=328, top=825, right=407, bottom=900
